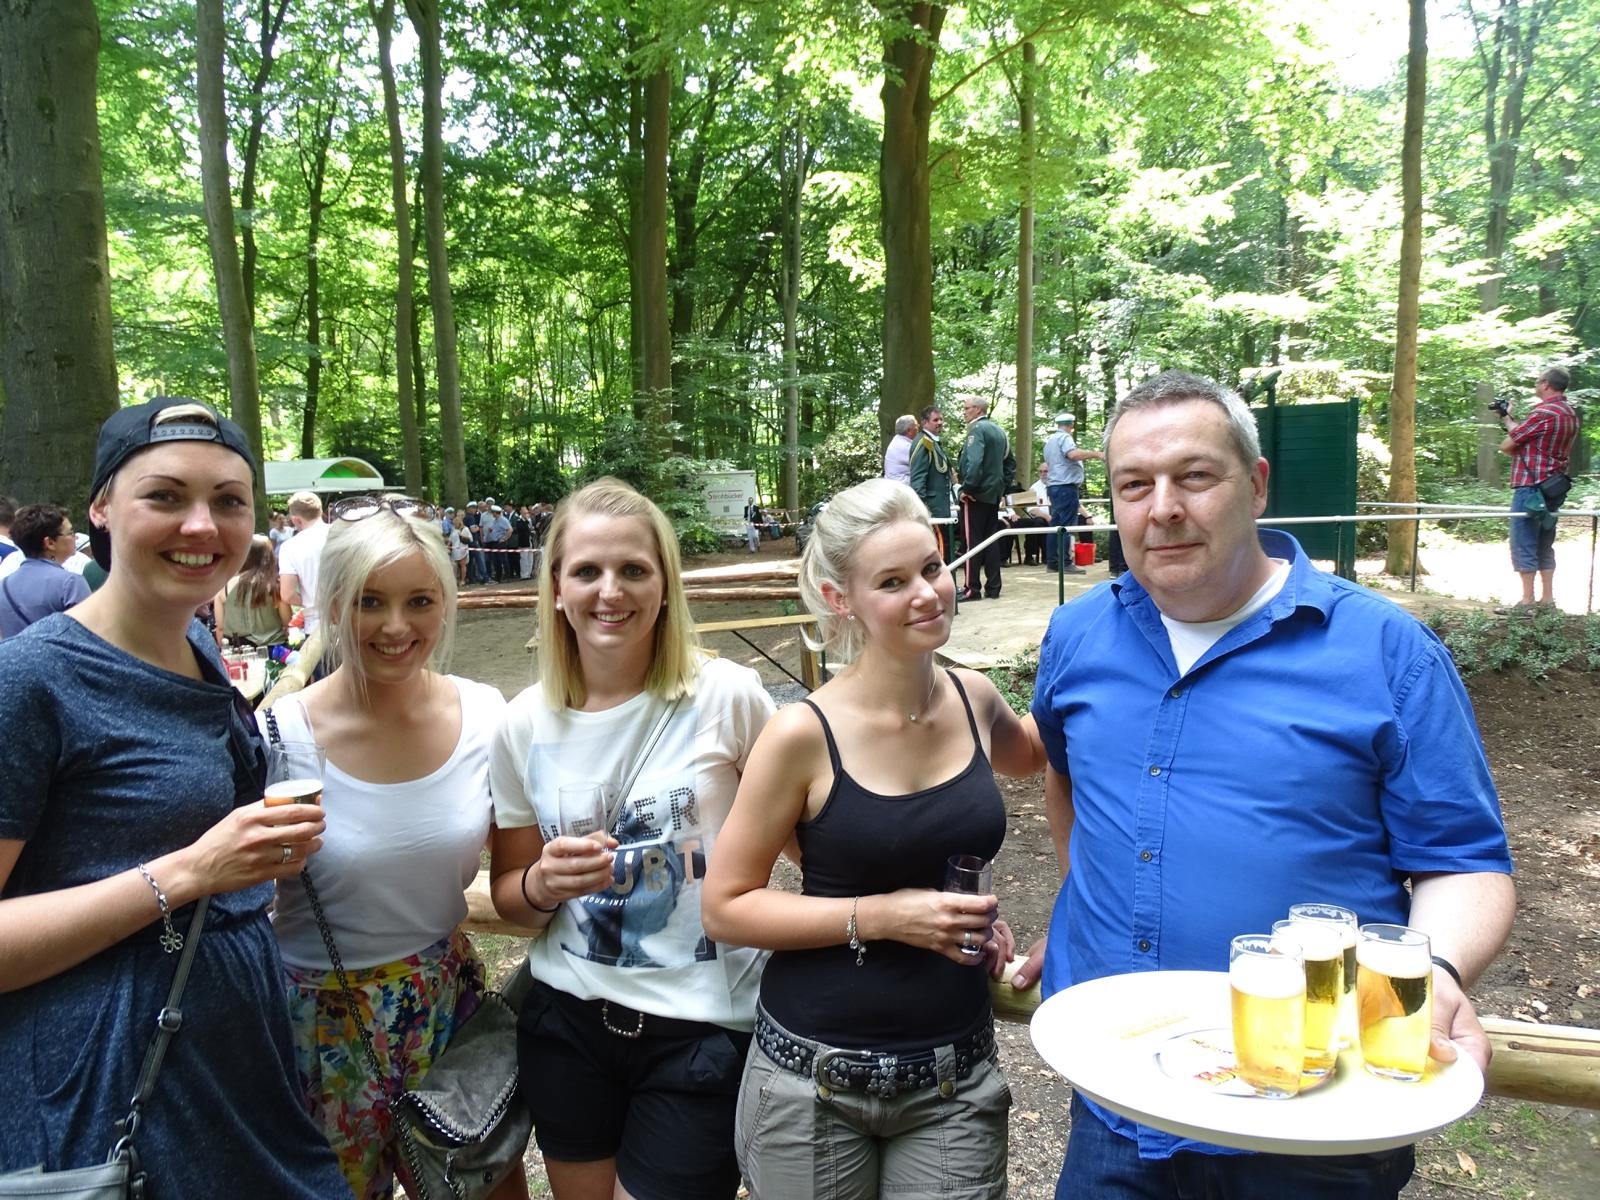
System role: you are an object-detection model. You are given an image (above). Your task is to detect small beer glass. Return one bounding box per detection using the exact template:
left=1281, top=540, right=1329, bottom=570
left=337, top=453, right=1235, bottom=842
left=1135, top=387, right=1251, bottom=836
left=1229, top=934, right=1305, bottom=1099
left=1271, top=919, right=1344, bottom=1077
left=1356, top=924, right=1433, bottom=1081
left=1289, top=902, right=1359, bottom=1048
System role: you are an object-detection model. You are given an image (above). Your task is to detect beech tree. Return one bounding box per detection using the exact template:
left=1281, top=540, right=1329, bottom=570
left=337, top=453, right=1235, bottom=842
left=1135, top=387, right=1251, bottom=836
left=1386, top=0, right=1426, bottom=578
left=0, top=0, right=119, bottom=515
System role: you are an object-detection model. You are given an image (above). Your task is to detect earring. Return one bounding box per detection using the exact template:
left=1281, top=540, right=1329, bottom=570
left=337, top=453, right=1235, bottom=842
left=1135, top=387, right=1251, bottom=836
left=554, top=599, right=563, bottom=610
left=845, top=614, right=855, bottom=621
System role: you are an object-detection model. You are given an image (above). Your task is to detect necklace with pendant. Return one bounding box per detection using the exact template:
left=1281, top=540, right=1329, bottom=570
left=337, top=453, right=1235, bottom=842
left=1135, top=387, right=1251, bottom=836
left=907, top=671, right=939, bottom=723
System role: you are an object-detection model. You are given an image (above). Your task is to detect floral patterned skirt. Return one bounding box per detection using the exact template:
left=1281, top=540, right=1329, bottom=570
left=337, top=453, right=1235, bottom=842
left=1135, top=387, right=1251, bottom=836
left=284, top=928, right=486, bottom=1200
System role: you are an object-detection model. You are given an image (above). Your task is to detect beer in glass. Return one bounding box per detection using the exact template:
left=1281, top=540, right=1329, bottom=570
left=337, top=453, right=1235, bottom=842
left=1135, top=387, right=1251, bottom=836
left=1357, top=924, right=1432, bottom=1081
left=1271, top=919, right=1343, bottom=1076
left=1229, top=934, right=1305, bottom=1098
left=1289, top=902, right=1358, bottom=1049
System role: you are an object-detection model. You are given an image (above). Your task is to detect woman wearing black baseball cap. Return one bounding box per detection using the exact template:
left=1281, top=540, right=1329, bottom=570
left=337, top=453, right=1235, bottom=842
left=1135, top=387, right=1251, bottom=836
left=0, top=399, right=347, bottom=1194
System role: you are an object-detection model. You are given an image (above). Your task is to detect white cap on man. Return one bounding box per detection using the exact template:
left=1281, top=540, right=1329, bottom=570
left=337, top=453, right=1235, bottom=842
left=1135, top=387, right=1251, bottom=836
left=1056, top=413, right=1075, bottom=426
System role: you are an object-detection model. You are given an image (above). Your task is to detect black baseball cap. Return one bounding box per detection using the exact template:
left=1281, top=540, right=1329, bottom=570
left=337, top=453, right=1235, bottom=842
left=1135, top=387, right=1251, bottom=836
left=88, top=398, right=256, bottom=569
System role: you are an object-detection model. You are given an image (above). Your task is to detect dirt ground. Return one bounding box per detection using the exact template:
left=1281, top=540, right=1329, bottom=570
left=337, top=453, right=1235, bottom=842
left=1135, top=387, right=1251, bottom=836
left=450, top=539, right=1599, bottom=1199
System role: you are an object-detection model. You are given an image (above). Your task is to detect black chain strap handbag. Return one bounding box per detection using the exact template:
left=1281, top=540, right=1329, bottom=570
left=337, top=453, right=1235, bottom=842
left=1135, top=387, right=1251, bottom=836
left=264, top=707, right=532, bottom=1200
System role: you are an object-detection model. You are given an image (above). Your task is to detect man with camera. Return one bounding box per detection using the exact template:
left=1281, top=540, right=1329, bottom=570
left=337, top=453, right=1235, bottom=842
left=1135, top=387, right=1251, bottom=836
left=1495, top=367, right=1578, bottom=611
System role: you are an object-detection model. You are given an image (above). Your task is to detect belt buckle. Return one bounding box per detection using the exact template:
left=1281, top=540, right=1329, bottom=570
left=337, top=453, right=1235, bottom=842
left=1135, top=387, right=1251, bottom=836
left=601, top=1000, right=645, bottom=1039
left=814, top=1046, right=895, bottom=1095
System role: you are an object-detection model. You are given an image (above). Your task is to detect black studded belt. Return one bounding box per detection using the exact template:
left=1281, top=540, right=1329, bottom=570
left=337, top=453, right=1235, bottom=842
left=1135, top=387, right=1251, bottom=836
left=754, top=1005, right=994, bottom=1098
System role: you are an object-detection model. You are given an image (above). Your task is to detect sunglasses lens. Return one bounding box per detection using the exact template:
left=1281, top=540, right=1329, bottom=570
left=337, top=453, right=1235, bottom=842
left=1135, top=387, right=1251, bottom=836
left=334, top=499, right=381, bottom=521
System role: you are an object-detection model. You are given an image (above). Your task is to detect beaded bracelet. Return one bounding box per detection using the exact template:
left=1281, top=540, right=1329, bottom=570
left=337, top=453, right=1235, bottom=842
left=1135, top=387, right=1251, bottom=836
left=521, top=863, right=560, bottom=914
left=847, top=896, right=865, bottom=967
left=136, top=864, right=183, bottom=953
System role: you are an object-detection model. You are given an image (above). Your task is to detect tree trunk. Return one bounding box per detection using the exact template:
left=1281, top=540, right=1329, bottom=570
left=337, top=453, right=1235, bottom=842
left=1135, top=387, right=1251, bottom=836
left=879, top=3, right=945, bottom=445
left=404, top=0, right=467, bottom=506
left=196, top=0, right=266, bottom=516
left=240, top=0, right=289, bottom=320
left=0, top=0, right=119, bottom=518
left=638, top=62, right=672, bottom=457
left=1014, top=39, right=1037, bottom=473
left=781, top=121, right=805, bottom=514
left=1385, top=0, right=1426, bottom=578
left=1473, top=1, right=1546, bottom=481
left=300, top=103, right=333, bottom=460
left=371, top=0, right=422, bottom=492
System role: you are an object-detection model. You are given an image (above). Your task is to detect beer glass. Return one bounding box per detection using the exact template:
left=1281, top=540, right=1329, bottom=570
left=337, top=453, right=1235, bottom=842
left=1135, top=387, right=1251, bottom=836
left=1357, top=924, right=1433, bottom=1081
left=264, top=741, right=325, bottom=806
left=1289, top=902, right=1359, bottom=1048
left=1229, top=934, right=1305, bottom=1098
left=1271, top=919, right=1343, bottom=1076
left=944, top=855, right=993, bottom=958
left=557, top=783, right=610, bottom=843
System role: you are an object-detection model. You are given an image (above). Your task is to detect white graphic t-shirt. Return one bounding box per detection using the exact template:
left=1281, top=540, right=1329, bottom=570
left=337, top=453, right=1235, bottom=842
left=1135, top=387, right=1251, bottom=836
left=490, top=656, right=774, bottom=1029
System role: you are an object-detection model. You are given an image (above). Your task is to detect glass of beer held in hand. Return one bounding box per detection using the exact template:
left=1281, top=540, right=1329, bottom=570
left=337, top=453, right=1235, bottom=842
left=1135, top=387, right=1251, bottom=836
left=1271, top=919, right=1344, bottom=1077
left=1357, top=924, right=1432, bottom=1081
left=264, top=740, right=325, bottom=806
left=1230, top=934, right=1306, bottom=1099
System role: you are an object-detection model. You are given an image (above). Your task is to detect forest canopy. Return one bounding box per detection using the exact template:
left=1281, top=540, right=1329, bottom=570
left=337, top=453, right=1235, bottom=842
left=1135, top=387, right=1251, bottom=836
left=1, top=1, right=1593, bottom=521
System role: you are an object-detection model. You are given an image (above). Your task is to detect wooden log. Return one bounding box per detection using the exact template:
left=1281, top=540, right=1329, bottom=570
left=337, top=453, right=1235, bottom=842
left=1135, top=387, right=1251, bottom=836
left=682, top=560, right=800, bottom=583
left=459, top=871, right=1600, bottom=1110
left=461, top=585, right=799, bottom=611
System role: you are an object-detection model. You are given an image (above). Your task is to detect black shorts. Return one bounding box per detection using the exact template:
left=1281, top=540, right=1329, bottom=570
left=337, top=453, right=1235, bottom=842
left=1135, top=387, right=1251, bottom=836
left=516, top=978, right=751, bottom=1200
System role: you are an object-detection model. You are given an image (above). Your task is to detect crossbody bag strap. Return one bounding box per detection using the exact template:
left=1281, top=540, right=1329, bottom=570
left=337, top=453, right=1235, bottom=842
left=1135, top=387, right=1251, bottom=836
left=605, top=694, right=683, bottom=830
left=112, top=895, right=210, bottom=1154
left=263, top=708, right=392, bottom=1100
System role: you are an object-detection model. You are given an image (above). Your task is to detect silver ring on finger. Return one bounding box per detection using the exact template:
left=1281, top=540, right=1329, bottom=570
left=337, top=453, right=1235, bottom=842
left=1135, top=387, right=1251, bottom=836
left=962, top=930, right=973, bottom=949
left=280, top=844, right=294, bottom=864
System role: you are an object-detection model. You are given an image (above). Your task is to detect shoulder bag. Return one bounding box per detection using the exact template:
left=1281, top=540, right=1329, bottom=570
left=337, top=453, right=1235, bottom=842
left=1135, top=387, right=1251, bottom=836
left=0, top=899, right=210, bottom=1200
left=264, top=707, right=532, bottom=1200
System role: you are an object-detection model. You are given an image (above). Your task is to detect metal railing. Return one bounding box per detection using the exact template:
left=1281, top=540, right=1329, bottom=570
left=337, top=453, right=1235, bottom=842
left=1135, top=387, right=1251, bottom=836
left=947, top=505, right=1600, bottom=613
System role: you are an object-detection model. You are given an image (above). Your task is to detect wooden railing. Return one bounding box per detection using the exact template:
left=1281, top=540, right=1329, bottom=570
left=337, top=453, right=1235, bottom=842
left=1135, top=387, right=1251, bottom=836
left=463, top=870, right=1600, bottom=1110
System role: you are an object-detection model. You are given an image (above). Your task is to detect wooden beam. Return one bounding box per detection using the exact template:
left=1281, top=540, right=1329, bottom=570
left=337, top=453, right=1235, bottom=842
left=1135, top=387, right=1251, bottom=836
left=461, top=871, right=1600, bottom=1110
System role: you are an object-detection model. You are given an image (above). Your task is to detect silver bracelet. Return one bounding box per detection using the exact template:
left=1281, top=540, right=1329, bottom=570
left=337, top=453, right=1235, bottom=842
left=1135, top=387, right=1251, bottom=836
left=136, top=864, right=183, bottom=954
left=847, top=896, right=865, bottom=967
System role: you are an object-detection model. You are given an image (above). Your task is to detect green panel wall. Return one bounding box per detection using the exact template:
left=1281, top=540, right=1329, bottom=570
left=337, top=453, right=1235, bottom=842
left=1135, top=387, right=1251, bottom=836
left=1251, top=398, right=1359, bottom=578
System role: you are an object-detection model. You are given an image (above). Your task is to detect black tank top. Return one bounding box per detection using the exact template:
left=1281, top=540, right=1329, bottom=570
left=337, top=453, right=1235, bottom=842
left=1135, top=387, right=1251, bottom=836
left=759, top=672, right=1006, bottom=1049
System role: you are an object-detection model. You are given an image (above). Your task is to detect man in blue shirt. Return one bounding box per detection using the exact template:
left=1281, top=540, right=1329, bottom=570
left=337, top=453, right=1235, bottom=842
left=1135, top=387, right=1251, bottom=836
left=0, top=504, right=92, bottom=638
left=1040, top=412, right=1103, bottom=573
left=1015, top=370, right=1514, bottom=1200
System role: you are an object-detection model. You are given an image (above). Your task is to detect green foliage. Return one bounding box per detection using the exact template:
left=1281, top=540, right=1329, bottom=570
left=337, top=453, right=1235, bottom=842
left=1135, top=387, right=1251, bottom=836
left=810, top=406, right=887, bottom=500
left=985, top=647, right=1040, bottom=717
left=578, top=412, right=729, bottom=555
left=1420, top=607, right=1600, bottom=681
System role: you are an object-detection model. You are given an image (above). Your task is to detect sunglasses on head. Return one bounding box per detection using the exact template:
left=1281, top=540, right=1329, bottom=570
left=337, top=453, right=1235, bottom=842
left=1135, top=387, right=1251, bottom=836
left=328, top=495, right=438, bottom=523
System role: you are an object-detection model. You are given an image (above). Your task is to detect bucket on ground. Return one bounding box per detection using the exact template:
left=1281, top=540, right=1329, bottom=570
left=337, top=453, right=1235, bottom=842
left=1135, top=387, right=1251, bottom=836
left=1074, top=541, right=1095, bottom=567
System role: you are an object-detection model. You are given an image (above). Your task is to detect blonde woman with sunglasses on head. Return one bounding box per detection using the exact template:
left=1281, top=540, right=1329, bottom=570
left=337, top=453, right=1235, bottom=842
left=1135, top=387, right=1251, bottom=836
left=489, top=478, right=774, bottom=1200
left=261, top=495, right=525, bottom=1200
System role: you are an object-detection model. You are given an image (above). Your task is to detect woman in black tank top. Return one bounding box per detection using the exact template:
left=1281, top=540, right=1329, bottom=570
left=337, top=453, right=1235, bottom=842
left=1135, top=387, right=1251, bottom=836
left=703, top=479, right=1045, bottom=1199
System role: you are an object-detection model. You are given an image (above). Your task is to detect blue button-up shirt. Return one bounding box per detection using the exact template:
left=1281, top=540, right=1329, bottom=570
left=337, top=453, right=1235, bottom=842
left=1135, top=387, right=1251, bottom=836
left=1031, top=530, right=1511, bottom=1158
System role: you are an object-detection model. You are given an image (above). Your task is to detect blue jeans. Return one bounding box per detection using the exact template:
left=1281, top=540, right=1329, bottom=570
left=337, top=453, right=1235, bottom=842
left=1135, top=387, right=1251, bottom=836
left=1057, top=1094, right=1415, bottom=1200
left=467, top=549, right=488, bottom=583
left=1509, top=486, right=1556, bottom=572
left=1046, top=483, right=1079, bottom=568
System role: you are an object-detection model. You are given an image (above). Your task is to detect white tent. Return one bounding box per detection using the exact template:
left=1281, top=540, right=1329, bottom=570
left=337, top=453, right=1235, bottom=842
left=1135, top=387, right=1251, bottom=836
left=263, top=457, right=386, bottom=495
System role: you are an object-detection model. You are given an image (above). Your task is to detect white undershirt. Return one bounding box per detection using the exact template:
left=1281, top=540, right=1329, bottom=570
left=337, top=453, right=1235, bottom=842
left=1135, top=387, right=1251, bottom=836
left=1159, top=560, right=1290, bottom=676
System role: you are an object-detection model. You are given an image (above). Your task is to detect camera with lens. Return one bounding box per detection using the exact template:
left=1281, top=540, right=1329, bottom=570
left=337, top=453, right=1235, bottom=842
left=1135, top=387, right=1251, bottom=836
left=1488, top=396, right=1511, bottom=418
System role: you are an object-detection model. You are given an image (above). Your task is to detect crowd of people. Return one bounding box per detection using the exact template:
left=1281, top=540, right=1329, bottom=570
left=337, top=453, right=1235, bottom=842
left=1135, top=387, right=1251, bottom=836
left=0, top=365, right=1568, bottom=1198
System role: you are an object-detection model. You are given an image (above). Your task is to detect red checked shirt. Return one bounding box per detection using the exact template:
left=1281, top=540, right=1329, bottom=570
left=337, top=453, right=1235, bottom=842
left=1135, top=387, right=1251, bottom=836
left=1508, top=395, right=1578, bottom=487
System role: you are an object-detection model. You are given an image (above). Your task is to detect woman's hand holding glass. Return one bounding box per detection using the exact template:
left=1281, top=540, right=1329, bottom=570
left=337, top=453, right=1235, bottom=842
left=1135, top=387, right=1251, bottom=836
left=170, top=799, right=327, bottom=899
left=524, top=786, right=619, bottom=909
left=868, top=885, right=1000, bottom=967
